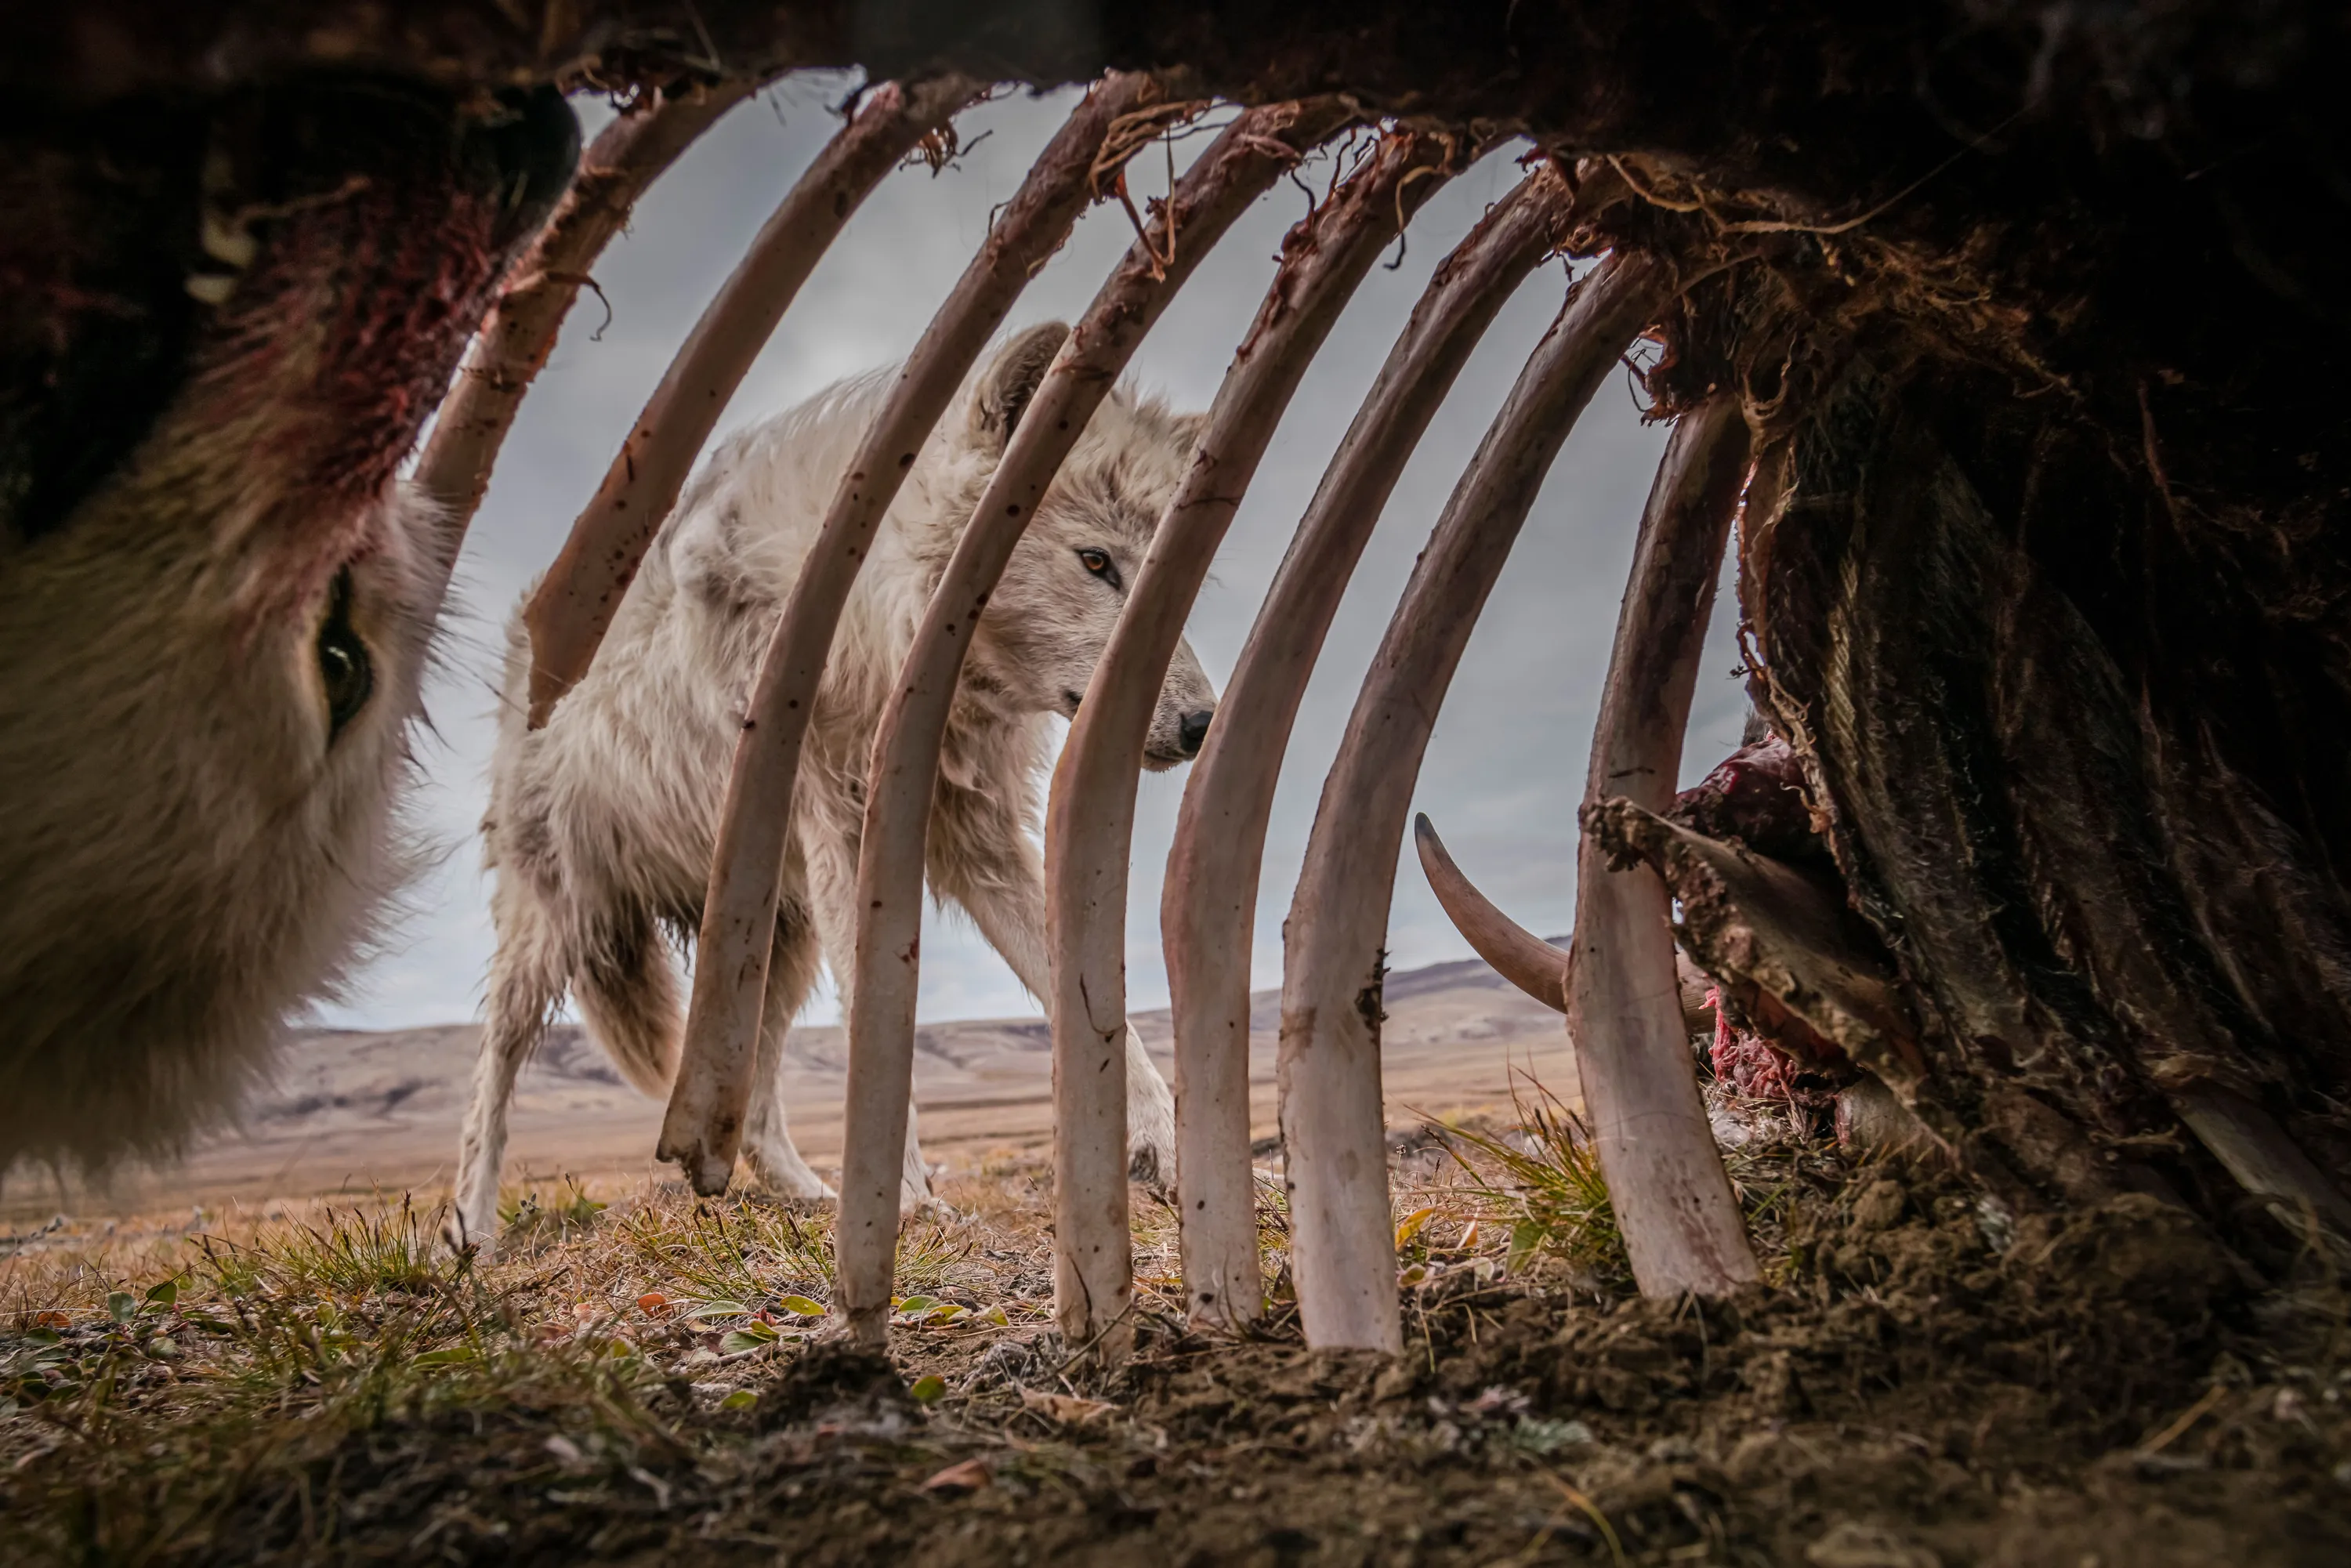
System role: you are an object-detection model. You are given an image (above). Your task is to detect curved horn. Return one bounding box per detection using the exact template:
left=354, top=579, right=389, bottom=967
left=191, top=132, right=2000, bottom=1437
left=1162, top=165, right=1569, bottom=1333
left=828, top=96, right=1357, bottom=1351
left=1043, top=129, right=1477, bottom=1365
left=522, top=74, right=977, bottom=730
left=1415, top=813, right=1719, bottom=1035
left=656, top=74, right=1166, bottom=1196
left=1413, top=813, right=1571, bottom=1011
left=1278, top=252, right=1678, bottom=1353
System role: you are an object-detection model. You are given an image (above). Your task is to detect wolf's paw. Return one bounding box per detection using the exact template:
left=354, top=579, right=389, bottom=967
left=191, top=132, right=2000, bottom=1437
left=439, top=1209, right=497, bottom=1263
left=900, top=1183, right=958, bottom=1223
left=740, top=1146, right=839, bottom=1206
left=1127, top=1139, right=1176, bottom=1197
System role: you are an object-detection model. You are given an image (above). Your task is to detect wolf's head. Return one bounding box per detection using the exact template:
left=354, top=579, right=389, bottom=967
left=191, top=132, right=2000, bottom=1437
left=958, top=323, right=1219, bottom=770
left=0, top=77, right=577, bottom=1173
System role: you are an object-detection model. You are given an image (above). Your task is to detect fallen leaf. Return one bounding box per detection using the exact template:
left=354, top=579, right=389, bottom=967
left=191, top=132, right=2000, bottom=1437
left=32, top=1312, right=69, bottom=1330
left=636, top=1292, right=669, bottom=1315
left=775, top=1295, right=827, bottom=1318
left=922, top=1458, right=992, bottom=1494
left=1395, top=1206, right=1440, bottom=1248
left=719, top=1324, right=778, bottom=1355
left=909, top=1374, right=947, bottom=1403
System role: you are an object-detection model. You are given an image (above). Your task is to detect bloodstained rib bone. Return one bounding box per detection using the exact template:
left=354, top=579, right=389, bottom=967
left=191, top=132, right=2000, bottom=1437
left=1279, top=252, right=1676, bottom=1351
left=831, top=97, right=1356, bottom=1349
left=1161, top=165, right=1568, bottom=1331
left=1413, top=811, right=1716, bottom=1031
left=657, top=73, right=1167, bottom=1195
left=414, top=76, right=755, bottom=569
left=522, top=74, right=976, bottom=730
left=1585, top=797, right=1928, bottom=1089
left=1045, top=129, right=1475, bottom=1363
left=1565, top=393, right=1761, bottom=1298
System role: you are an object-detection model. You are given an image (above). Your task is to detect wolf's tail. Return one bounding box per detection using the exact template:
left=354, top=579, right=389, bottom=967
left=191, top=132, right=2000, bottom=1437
left=574, top=916, right=683, bottom=1099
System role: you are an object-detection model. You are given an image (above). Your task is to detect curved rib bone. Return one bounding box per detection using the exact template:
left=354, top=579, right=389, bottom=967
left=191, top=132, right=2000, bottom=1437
left=1279, top=252, right=1677, bottom=1352
left=657, top=73, right=1167, bottom=1195
left=1567, top=392, right=1761, bottom=1298
left=522, top=74, right=976, bottom=730
left=1159, top=167, right=1568, bottom=1331
left=1045, top=129, right=1477, bottom=1363
left=413, top=76, right=755, bottom=573
left=830, top=97, right=1357, bottom=1349
left=1415, top=812, right=1719, bottom=1035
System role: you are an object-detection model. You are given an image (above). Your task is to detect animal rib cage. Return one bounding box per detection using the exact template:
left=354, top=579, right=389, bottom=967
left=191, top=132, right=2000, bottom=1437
left=423, top=67, right=2349, bottom=1363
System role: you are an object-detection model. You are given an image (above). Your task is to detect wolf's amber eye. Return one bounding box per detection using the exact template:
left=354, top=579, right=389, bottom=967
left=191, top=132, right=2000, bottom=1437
left=1076, top=548, right=1122, bottom=590
left=317, top=570, right=374, bottom=741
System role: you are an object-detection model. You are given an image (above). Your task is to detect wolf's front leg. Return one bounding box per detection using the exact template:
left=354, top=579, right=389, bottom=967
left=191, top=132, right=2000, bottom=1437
left=737, top=917, right=838, bottom=1203
left=447, top=947, right=562, bottom=1257
left=928, top=803, right=1178, bottom=1190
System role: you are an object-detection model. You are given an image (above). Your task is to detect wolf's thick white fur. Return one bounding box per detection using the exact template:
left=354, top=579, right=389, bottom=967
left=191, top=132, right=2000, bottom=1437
left=0, top=473, right=440, bottom=1177
left=451, top=324, right=1215, bottom=1248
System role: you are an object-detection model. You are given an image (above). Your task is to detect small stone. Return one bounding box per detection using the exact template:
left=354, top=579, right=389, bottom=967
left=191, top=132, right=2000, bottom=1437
left=1806, top=1519, right=1940, bottom=1568
left=1851, top=1180, right=1908, bottom=1231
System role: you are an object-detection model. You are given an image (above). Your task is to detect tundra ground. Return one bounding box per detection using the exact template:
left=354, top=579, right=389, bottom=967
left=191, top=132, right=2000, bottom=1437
left=4, top=1114, right=2347, bottom=1566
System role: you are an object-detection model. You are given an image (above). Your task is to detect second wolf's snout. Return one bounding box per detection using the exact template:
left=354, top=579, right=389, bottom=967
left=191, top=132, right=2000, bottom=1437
left=1179, top=707, right=1213, bottom=756
left=1143, top=641, right=1219, bottom=770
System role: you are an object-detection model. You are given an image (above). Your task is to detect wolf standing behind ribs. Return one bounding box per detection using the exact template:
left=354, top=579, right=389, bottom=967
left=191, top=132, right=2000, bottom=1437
left=0, top=77, right=578, bottom=1175
left=451, top=324, right=1212, bottom=1251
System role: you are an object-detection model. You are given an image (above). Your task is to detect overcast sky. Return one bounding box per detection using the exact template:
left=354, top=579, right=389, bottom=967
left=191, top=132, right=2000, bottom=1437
left=336, top=76, right=1751, bottom=1034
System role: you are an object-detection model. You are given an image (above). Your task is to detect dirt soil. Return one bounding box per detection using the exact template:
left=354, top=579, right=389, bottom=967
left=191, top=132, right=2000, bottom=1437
left=5, top=1136, right=2349, bottom=1566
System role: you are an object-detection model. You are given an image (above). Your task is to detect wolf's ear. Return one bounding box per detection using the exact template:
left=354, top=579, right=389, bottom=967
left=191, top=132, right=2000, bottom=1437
left=966, top=322, right=1070, bottom=454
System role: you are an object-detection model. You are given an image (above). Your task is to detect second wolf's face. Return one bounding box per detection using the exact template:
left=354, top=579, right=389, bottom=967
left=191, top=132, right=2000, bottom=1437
left=0, top=78, right=577, bottom=1175
left=962, top=325, right=1219, bottom=770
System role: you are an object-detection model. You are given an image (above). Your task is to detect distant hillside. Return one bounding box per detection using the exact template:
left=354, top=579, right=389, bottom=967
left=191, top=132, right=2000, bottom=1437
left=2, top=951, right=1575, bottom=1219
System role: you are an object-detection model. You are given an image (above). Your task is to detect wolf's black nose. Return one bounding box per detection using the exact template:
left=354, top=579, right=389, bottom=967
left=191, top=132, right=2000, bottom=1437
left=1179, top=708, right=1214, bottom=755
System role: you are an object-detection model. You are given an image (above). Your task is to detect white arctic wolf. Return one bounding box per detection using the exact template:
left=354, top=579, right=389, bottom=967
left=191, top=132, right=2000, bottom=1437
left=451, top=324, right=1216, bottom=1248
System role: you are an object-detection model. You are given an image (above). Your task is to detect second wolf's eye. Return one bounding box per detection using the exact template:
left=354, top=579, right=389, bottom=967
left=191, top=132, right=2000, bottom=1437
left=1077, top=548, right=1122, bottom=591
left=317, top=570, right=374, bottom=742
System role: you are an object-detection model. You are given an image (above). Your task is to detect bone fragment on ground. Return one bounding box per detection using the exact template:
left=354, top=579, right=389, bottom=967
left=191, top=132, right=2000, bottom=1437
left=1046, top=129, right=1476, bottom=1363
left=1834, top=1075, right=1946, bottom=1164
left=657, top=73, right=1166, bottom=1198
left=1277, top=250, right=1683, bottom=1352
left=521, top=74, right=977, bottom=730
left=2171, top=1082, right=2351, bottom=1250
left=830, top=96, right=1355, bottom=1351
left=1164, top=162, right=1571, bottom=1334
left=414, top=76, right=757, bottom=570
left=1564, top=391, right=1762, bottom=1298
